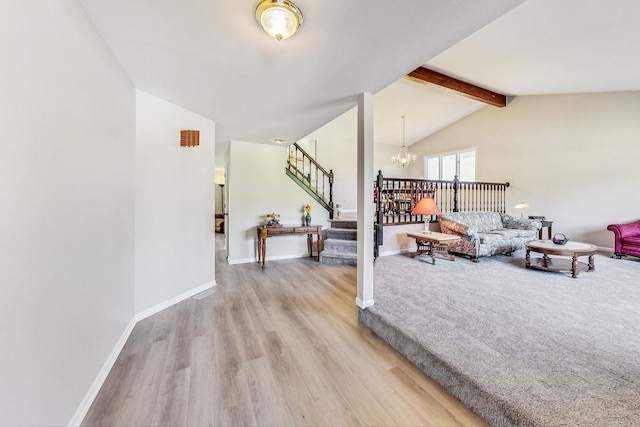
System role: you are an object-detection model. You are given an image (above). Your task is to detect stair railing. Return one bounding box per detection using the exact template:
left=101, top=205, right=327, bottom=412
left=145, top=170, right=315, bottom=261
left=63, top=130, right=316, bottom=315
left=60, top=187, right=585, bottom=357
left=373, top=170, right=510, bottom=257
left=374, top=170, right=510, bottom=226
left=286, top=143, right=334, bottom=218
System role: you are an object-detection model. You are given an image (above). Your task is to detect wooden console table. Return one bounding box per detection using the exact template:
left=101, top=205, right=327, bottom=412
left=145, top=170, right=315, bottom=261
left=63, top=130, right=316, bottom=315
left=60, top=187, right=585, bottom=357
left=256, top=224, right=323, bottom=268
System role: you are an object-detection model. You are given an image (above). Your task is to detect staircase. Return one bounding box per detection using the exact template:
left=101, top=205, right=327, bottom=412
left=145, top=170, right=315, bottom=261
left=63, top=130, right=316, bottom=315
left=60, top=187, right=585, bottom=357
left=286, top=143, right=357, bottom=265
left=319, top=219, right=357, bottom=266
left=286, top=143, right=334, bottom=218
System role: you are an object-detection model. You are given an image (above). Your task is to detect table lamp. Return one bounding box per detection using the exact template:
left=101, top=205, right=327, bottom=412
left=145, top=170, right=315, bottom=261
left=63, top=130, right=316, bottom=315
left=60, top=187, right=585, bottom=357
left=411, top=197, right=442, bottom=233
left=514, top=202, right=529, bottom=218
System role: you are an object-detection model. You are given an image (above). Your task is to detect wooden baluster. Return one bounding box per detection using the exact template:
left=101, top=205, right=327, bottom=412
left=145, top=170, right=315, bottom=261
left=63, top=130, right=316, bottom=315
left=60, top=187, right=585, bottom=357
left=453, top=175, right=459, bottom=212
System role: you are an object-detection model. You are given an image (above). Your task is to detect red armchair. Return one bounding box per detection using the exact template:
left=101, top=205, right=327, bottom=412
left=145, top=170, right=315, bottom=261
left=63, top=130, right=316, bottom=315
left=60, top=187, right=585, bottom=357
left=607, top=220, right=640, bottom=259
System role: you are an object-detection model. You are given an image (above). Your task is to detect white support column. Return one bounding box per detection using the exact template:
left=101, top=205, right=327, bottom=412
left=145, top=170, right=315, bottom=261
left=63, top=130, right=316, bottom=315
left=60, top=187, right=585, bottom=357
left=212, top=131, right=217, bottom=287
left=356, top=93, right=375, bottom=309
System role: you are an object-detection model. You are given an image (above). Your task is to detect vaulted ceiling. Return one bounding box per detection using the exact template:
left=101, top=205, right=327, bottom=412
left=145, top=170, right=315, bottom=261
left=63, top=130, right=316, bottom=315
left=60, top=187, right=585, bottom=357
left=373, top=0, right=640, bottom=147
left=79, top=0, right=524, bottom=145
left=80, top=0, right=640, bottom=151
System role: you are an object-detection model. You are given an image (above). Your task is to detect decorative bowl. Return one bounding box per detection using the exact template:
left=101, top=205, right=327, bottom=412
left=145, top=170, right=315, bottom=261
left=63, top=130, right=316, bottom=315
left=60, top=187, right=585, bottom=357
left=552, top=233, right=569, bottom=245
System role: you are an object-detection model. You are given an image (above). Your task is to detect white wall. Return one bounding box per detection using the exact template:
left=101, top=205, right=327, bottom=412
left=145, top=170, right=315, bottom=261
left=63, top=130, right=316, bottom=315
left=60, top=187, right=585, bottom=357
left=306, top=107, right=411, bottom=214
left=135, top=91, right=215, bottom=313
left=0, top=2, right=135, bottom=425
left=227, top=141, right=329, bottom=264
left=307, top=108, right=358, bottom=212
left=375, top=142, right=414, bottom=179
left=409, top=91, right=640, bottom=249
left=295, top=107, right=414, bottom=255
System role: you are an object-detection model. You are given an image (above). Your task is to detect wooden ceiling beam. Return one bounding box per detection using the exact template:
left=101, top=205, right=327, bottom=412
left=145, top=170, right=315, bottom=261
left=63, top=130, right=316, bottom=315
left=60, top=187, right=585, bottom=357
left=405, top=66, right=507, bottom=108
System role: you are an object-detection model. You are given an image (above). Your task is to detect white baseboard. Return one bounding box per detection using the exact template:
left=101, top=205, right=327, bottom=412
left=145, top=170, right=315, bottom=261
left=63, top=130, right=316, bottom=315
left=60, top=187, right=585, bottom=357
left=597, top=246, right=614, bottom=254
left=379, top=248, right=412, bottom=257
left=228, top=252, right=313, bottom=265
left=356, top=297, right=375, bottom=309
left=67, top=317, right=136, bottom=427
left=228, top=257, right=261, bottom=265
left=135, top=280, right=217, bottom=322
left=69, top=280, right=217, bottom=426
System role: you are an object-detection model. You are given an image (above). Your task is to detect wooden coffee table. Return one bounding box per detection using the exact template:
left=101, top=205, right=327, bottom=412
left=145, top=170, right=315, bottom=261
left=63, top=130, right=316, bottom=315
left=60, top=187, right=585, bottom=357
left=406, top=231, right=461, bottom=264
left=525, top=239, right=597, bottom=278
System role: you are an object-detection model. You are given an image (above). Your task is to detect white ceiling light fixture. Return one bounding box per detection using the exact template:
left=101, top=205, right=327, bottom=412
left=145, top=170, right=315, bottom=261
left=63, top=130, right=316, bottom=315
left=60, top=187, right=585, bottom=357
left=255, top=0, right=304, bottom=41
left=392, top=115, right=416, bottom=167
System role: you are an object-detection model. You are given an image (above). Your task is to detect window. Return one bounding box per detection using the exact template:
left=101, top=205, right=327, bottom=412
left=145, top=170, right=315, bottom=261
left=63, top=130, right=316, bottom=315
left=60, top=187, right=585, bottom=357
left=425, top=148, right=476, bottom=181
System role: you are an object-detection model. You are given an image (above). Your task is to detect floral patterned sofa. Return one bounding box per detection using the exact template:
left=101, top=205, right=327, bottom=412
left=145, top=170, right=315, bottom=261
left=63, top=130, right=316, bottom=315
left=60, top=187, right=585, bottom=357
left=439, top=211, right=541, bottom=261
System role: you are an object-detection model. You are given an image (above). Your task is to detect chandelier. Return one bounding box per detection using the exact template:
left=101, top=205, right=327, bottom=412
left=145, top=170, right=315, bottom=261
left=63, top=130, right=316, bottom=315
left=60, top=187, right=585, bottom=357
left=392, top=115, right=416, bottom=167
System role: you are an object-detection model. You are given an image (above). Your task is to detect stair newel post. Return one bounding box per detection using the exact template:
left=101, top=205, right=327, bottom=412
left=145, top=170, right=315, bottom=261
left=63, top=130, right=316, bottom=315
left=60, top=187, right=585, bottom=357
left=503, top=182, right=510, bottom=214
left=375, top=170, right=384, bottom=258
left=329, top=169, right=334, bottom=219
left=453, top=175, right=460, bottom=212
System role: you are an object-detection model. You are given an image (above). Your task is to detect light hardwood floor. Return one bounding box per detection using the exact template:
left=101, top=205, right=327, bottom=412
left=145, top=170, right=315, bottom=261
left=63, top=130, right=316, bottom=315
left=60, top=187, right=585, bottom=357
left=82, top=236, right=486, bottom=426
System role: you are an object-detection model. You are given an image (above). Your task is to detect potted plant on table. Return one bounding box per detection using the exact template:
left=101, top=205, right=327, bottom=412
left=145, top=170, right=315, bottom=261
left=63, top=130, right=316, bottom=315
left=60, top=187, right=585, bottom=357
left=304, top=204, right=312, bottom=225
left=266, top=212, right=281, bottom=227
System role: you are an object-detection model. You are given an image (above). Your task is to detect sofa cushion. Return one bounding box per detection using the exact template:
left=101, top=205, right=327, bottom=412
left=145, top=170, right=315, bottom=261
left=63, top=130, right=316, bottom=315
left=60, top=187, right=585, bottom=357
left=621, top=236, right=640, bottom=246
left=440, top=211, right=503, bottom=233
left=440, top=218, right=473, bottom=235
left=478, top=232, right=504, bottom=244
left=501, top=214, right=541, bottom=231
left=490, top=228, right=537, bottom=239
left=616, top=222, right=640, bottom=238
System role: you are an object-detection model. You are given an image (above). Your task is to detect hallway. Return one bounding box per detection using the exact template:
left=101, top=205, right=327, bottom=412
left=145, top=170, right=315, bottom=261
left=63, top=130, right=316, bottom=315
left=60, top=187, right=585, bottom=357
left=82, top=236, right=484, bottom=426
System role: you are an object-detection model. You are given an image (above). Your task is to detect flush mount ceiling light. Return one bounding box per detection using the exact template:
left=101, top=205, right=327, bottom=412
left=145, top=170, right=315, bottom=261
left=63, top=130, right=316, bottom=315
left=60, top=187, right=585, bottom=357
left=255, top=0, right=304, bottom=41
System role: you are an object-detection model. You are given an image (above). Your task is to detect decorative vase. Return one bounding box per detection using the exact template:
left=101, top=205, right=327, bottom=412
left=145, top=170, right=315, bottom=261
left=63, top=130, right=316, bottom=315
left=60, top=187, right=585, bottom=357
left=305, top=213, right=311, bottom=225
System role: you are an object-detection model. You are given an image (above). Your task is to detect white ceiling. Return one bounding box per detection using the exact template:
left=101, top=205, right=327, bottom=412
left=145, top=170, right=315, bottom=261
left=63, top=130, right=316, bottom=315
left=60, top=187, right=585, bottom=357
left=79, top=0, right=524, bottom=146
left=427, top=0, right=640, bottom=96
left=80, top=0, right=640, bottom=154
left=373, top=79, right=485, bottom=148
left=374, top=0, right=640, bottom=147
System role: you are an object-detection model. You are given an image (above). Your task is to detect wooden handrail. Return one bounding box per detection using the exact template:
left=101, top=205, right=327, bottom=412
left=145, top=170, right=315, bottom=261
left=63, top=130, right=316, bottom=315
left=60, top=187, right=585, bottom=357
left=286, top=143, right=334, bottom=218
left=288, top=143, right=332, bottom=178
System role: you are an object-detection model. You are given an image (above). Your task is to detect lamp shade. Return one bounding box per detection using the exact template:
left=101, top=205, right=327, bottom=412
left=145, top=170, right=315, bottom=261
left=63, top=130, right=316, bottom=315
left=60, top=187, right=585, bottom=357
left=514, top=202, right=529, bottom=218
left=412, top=197, right=442, bottom=216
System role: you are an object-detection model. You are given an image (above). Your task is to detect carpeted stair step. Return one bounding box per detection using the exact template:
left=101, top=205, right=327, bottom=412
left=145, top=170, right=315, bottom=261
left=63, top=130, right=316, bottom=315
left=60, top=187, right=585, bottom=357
left=324, top=238, right=357, bottom=254
left=326, top=228, right=357, bottom=241
left=328, top=219, right=357, bottom=229
left=319, top=251, right=357, bottom=266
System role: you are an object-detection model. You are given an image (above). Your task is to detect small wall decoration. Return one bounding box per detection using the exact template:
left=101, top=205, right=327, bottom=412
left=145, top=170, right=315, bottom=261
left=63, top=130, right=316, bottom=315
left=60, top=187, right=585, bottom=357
left=180, top=129, right=200, bottom=147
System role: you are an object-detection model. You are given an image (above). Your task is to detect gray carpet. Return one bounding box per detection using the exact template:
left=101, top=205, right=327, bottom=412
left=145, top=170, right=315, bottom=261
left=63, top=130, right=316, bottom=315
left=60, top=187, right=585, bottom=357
left=359, top=251, right=640, bottom=427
